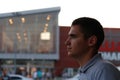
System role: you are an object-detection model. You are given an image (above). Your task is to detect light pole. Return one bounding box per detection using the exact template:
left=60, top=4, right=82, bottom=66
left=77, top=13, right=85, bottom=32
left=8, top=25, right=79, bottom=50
left=13, top=36, right=17, bottom=74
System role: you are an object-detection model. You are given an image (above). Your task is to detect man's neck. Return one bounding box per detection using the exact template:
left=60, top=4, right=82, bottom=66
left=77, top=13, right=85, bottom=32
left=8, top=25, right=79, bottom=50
left=77, top=51, right=97, bottom=67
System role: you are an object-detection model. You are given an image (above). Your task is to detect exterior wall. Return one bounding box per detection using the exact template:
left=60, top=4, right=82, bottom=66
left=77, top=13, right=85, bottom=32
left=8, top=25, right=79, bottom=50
left=100, top=28, right=120, bottom=66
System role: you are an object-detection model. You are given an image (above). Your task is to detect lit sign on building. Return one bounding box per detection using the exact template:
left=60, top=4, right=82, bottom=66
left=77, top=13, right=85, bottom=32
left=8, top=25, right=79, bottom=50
left=99, top=28, right=120, bottom=62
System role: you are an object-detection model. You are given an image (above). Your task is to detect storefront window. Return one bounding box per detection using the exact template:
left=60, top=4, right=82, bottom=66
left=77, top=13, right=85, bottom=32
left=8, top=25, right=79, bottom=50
left=0, top=12, right=58, bottom=54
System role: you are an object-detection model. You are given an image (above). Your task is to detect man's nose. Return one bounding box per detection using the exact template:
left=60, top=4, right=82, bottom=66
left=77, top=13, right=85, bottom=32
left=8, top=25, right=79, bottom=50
left=65, top=38, right=70, bottom=45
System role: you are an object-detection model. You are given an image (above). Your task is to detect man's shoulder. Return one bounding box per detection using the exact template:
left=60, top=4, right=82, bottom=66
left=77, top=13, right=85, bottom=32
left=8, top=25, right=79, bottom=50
left=94, top=59, right=120, bottom=73
left=96, top=60, right=116, bottom=68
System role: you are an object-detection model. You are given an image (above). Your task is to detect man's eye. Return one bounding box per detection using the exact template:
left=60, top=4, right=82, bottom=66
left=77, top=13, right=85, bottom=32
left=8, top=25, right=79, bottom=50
left=70, top=35, right=77, bottom=38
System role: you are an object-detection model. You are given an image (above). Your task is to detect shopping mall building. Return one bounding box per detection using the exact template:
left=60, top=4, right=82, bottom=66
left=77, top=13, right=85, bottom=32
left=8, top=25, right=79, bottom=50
left=0, top=7, right=120, bottom=76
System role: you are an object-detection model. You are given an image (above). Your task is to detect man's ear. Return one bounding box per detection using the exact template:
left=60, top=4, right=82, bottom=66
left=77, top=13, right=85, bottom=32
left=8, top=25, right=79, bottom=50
left=88, top=35, right=97, bottom=47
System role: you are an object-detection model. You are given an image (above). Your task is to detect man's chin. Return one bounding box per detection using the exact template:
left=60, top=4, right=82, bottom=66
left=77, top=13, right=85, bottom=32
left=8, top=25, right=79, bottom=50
left=68, top=52, right=74, bottom=57
left=67, top=52, right=78, bottom=59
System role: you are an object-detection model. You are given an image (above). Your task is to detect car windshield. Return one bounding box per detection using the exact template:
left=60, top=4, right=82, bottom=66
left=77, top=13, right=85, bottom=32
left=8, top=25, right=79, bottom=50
left=10, top=76, right=22, bottom=80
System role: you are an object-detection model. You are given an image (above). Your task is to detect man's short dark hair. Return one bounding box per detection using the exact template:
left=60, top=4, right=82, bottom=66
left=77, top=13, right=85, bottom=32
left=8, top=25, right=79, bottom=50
left=71, top=17, right=104, bottom=49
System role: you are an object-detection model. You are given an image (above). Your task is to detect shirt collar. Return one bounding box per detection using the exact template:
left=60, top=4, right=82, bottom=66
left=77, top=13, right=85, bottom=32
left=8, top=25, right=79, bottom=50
left=79, top=53, right=102, bottom=73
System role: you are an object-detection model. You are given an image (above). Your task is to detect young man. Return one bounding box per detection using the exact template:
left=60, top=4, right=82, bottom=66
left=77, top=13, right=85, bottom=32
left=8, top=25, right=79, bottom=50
left=65, top=17, right=120, bottom=80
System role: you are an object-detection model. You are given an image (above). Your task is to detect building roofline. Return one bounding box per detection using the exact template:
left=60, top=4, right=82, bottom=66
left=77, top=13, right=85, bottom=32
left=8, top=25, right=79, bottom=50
left=0, top=6, right=61, bottom=18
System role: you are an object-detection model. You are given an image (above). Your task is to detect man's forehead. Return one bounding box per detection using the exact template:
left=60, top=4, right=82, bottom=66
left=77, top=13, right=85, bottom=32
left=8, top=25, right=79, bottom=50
left=68, top=26, right=80, bottom=34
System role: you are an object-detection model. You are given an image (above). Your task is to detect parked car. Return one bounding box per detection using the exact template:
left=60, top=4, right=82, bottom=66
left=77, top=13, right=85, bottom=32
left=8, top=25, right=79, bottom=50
left=8, top=74, right=33, bottom=80
left=65, top=74, right=79, bottom=80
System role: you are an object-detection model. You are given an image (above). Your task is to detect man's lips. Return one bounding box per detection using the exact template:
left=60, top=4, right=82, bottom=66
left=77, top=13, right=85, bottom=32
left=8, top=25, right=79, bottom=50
left=67, top=47, right=72, bottom=51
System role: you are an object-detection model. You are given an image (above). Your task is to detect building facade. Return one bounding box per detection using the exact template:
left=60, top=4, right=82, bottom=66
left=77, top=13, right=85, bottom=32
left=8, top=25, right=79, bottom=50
left=0, top=7, right=60, bottom=75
